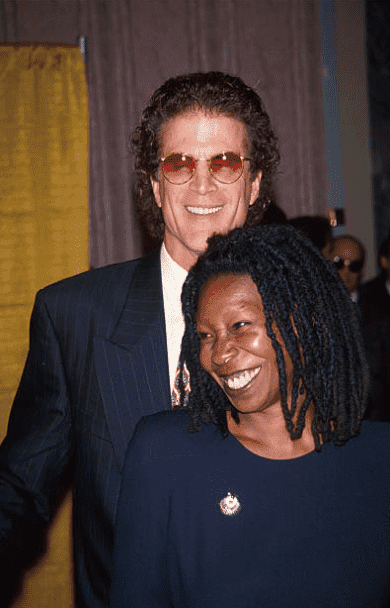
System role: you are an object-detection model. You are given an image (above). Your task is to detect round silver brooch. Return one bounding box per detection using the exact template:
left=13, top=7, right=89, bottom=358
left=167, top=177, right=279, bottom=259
left=219, top=492, right=241, bottom=516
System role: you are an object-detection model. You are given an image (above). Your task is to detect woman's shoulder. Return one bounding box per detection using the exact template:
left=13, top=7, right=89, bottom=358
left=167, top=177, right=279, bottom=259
left=341, top=421, right=390, bottom=463
left=127, top=409, right=221, bottom=463
left=358, top=420, right=390, bottom=445
left=135, top=408, right=193, bottom=441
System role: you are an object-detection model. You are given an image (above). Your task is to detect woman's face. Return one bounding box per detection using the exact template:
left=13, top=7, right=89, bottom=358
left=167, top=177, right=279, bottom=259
left=196, top=273, right=294, bottom=415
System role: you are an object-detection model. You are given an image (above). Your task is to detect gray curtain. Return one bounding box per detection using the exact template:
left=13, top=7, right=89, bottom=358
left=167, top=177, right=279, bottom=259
left=1, top=0, right=327, bottom=267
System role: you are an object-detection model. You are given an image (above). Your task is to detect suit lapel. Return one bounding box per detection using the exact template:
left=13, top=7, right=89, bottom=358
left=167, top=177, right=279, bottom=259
left=94, top=250, right=171, bottom=470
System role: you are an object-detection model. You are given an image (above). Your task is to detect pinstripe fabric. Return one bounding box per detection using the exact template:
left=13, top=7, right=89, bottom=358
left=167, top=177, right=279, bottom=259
left=0, top=248, right=171, bottom=608
left=95, top=251, right=171, bottom=469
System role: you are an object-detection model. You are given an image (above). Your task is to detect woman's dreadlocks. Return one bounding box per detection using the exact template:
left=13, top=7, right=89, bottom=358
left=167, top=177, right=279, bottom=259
left=178, top=224, right=370, bottom=450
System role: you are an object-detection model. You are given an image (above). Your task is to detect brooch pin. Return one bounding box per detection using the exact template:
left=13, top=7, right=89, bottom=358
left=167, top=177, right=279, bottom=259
left=219, top=492, right=241, bottom=516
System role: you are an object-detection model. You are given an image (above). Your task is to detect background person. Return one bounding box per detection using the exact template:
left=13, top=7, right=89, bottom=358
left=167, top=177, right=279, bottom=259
left=360, top=232, right=390, bottom=321
left=0, top=72, right=279, bottom=607
left=359, top=233, right=390, bottom=421
left=327, top=233, right=390, bottom=421
left=325, top=234, right=365, bottom=301
left=110, top=225, right=389, bottom=608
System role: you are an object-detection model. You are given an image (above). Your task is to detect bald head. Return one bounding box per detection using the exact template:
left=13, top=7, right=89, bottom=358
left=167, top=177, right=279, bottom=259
left=327, top=235, right=365, bottom=294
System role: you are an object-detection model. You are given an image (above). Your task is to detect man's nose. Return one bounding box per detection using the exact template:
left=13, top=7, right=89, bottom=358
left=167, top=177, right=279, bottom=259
left=339, top=266, right=352, bottom=281
left=211, top=334, right=236, bottom=368
left=189, top=160, right=218, bottom=195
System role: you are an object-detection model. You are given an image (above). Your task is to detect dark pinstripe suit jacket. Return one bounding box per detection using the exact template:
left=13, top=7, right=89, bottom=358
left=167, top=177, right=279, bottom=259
left=0, top=248, right=171, bottom=608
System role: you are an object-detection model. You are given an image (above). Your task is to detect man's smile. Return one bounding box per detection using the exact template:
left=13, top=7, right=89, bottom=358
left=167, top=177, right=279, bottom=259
left=185, top=205, right=223, bottom=215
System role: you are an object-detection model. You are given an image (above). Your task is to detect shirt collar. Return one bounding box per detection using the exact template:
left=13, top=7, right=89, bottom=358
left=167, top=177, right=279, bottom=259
left=160, top=243, right=188, bottom=296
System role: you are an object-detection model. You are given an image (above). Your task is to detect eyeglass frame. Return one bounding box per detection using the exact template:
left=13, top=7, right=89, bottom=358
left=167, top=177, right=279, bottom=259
left=159, top=152, right=251, bottom=185
left=333, top=256, right=364, bottom=273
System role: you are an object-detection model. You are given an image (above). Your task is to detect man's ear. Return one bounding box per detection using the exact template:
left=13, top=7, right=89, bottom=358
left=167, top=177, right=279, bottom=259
left=249, top=171, right=262, bottom=206
left=379, top=254, right=390, bottom=272
left=151, top=176, right=162, bottom=208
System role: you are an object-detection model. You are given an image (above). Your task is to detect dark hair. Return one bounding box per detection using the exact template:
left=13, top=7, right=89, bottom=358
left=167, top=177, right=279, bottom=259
left=288, top=215, right=332, bottom=251
left=261, top=201, right=288, bottom=225
left=132, top=71, right=280, bottom=243
left=379, top=234, right=390, bottom=260
left=179, top=224, right=369, bottom=450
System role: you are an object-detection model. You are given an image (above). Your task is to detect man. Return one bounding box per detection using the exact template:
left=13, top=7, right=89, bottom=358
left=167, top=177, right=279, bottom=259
left=326, top=234, right=365, bottom=301
left=0, top=72, right=279, bottom=607
left=359, top=234, right=390, bottom=421
left=359, top=233, right=390, bottom=322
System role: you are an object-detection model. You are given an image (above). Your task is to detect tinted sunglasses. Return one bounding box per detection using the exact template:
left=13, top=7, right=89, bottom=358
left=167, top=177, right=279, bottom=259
left=160, top=152, right=250, bottom=185
left=333, top=256, right=364, bottom=273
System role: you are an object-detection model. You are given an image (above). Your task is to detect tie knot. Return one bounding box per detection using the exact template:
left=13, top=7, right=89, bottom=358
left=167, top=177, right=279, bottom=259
left=171, top=361, right=191, bottom=408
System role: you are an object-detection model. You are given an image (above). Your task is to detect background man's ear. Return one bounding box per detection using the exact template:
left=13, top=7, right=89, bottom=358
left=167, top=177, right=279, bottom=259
left=380, top=254, right=390, bottom=272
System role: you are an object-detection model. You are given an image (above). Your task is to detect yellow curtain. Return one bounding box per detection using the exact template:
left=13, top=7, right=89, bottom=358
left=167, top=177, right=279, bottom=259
left=0, top=45, right=88, bottom=608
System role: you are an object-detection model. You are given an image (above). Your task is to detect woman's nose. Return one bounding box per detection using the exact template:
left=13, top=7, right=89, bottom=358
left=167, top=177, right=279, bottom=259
left=211, top=334, right=235, bottom=367
left=188, top=160, right=218, bottom=195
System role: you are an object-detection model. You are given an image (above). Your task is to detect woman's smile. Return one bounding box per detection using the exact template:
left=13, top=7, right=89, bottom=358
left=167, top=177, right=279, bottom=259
left=222, top=366, right=262, bottom=391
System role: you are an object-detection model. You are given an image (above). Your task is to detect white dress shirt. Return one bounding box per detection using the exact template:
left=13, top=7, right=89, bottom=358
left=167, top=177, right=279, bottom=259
left=160, top=244, right=188, bottom=391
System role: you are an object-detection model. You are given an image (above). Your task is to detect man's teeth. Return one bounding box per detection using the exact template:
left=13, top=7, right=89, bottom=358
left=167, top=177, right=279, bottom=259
left=224, top=367, right=261, bottom=390
left=185, top=206, right=222, bottom=215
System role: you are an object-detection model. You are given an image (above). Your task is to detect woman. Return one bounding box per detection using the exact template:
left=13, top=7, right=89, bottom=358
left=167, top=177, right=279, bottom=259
left=110, top=225, right=390, bottom=608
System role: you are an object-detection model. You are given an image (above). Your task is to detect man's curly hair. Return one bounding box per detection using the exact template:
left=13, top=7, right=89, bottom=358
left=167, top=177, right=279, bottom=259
left=178, top=224, right=370, bottom=451
left=132, top=71, right=280, bottom=243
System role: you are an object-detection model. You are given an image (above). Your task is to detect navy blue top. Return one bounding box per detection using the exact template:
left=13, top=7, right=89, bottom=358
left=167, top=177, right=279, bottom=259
left=110, top=410, right=390, bottom=608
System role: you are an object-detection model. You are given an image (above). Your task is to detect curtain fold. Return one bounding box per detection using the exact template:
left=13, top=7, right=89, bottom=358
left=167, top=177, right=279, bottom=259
left=0, top=43, right=89, bottom=607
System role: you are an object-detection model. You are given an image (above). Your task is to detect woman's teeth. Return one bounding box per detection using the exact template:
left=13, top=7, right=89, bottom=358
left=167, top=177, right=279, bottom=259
left=185, top=206, right=222, bottom=215
left=224, top=367, right=261, bottom=390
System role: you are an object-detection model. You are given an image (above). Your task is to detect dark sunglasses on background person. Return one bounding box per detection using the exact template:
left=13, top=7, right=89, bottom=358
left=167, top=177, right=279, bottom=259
left=160, top=152, right=251, bottom=185
left=333, top=256, right=364, bottom=273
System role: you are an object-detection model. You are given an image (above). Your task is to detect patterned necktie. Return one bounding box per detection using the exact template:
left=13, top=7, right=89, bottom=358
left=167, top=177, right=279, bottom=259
left=171, top=361, right=191, bottom=408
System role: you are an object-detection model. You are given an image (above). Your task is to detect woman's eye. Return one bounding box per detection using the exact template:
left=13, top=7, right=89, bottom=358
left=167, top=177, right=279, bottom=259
left=232, top=321, right=249, bottom=331
left=197, top=331, right=211, bottom=341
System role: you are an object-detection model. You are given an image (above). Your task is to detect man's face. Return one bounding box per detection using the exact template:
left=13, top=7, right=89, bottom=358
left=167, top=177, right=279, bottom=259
left=151, top=111, right=262, bottom=270
left=328, top=238, right=364, bottom=294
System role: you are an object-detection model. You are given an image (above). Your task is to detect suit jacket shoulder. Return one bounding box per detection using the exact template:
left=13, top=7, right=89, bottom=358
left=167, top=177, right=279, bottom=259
left=39, top=259, right=141, bottom=325
left=36, top=249, right=161, bottom=339
left=359, top=274, right=390, bottom=322
left=360, top=274, right=389, bottom=303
